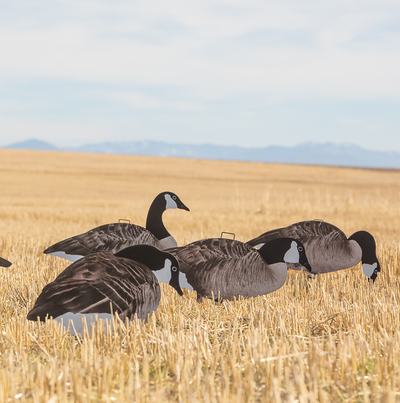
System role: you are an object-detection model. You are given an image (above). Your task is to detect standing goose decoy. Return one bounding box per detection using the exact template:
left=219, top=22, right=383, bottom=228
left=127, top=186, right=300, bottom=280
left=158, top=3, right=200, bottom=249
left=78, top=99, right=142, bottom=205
left=247, top=220, right=381, bottom=281
left=167, top=237, right=311, bottom=302
left=44, top=191, right=190, bottom=262
left=27, top=245, right=183, bottom=335
left=0, top=256, right=12, bottom=267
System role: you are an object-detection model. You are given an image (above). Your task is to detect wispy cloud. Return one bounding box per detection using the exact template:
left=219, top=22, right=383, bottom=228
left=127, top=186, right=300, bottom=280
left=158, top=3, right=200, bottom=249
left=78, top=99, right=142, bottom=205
left=1, top=0, right=399, bottom=98
left=110, top=92, right=203, bottom=111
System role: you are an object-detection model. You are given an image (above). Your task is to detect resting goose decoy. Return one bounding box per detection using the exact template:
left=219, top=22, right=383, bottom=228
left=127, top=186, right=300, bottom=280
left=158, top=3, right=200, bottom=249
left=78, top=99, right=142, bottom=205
left=44, top=191, right=190, bottom=262
left=167, top=237, right=310, bottom=302
left=0, top=256, right=12, bottom=267
left=247, top=220, right=381, bottom=281
left=27, top=245, right=183, bottom=335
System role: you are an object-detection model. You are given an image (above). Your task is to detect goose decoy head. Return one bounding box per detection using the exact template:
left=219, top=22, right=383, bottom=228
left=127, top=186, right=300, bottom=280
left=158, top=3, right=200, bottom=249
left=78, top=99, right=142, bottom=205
left=348, top=231, right=380, bottom=282
left=259, top=238, right=312, bottom=272
left=0, top=256, right=12, bottom=267
left=114, top=245, right=183, bottom=295
left=154, top=255, right=184, bottom=296
left=157, top=191, right=190, bottom=212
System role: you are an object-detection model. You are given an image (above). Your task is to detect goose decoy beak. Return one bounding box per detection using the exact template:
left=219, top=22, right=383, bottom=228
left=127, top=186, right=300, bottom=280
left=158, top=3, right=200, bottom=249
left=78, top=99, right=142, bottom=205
left=169, top=273, right=184, bottom=295
left=302, top=261, right=312, bottom=273
left=178, top=202, right=190, bottom=212
left=0, top=257, right=12, bottom=267
left=171, top=282, right=184, bottom=296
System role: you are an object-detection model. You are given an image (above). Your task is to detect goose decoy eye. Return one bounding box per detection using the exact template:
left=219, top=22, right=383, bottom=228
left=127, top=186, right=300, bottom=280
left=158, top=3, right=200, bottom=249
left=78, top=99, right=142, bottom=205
left=298, top=246, right=304, bottom=252
left=171, top=266, right=178, bottom=272
left=172, top=195, right=177, bottom=200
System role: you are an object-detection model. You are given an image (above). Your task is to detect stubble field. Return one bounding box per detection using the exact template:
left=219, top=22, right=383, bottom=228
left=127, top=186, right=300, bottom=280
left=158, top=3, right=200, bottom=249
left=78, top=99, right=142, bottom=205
left=0, top=149, right=400, bottom=402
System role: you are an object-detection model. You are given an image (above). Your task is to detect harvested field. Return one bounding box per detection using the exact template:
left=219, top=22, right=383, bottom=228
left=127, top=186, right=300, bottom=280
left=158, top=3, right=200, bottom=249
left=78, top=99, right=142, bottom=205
left=1, top=149, right=400, bottom=402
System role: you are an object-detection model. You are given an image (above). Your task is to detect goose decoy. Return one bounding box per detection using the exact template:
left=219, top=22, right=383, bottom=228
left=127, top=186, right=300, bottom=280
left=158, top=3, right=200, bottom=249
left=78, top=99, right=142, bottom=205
left=167, top=237, right=310, bottom=302
left=44, top=191, right=190, bottom=262
left=247, top=220, right=380, bottom=281
left=0, top=256, right=11, bottom=267
left=27, top=245, right=183, bottom=335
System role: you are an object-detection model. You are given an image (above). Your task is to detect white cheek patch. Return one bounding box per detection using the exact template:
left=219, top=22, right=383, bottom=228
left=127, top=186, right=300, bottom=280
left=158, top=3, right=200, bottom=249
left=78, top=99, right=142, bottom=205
left=283, top=241, right=300, bottom=263
left=49, top=251, right=84, bottom=262
left=165, top=194, right=178, bottom=210
left=253, top=243, right=265, bottom=249
left=55, top=312, right=114, bottom=336
left=179, top=271, right=194, bottom=291
left=362, top=262, right=377, bottom=278
left=154, top=258, right=172, bottom=284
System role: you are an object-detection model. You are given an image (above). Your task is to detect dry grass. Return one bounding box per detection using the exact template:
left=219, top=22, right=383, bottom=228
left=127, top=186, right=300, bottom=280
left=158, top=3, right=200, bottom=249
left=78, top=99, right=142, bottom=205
left=1, top=149, right=400, bottom=402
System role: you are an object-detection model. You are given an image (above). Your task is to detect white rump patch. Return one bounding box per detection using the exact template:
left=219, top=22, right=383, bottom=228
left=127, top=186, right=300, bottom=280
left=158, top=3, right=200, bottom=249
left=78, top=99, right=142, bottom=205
left=55, top=312, right=114, bottom=336
left=362, top=262, right=377, bottom=278
left=179, top=271, right=194, bottom=291
left=154, top=258, right=172, bottom=284
left=49, top=251, right=84, bottom=262
left=283, top=241, right=300, bottom=264
left=165, top=194, right=178, bottom=210
left=253, top=243, right=265, bottom=249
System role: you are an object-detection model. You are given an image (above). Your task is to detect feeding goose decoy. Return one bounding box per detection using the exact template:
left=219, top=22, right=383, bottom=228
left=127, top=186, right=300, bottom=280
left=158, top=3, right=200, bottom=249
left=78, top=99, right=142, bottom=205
left=0, top=256, right=12, bottom=267
left=167, top=237, right=311, bottom=302
left=247, top=220, right=380, bottom=281
left=27, top=245, right=183, bottom=335
left=44, top=191, right=190, bottom=262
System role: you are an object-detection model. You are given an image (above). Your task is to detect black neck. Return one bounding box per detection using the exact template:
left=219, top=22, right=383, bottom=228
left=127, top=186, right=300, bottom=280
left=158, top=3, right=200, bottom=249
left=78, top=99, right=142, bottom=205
left=348, top=231, right=377, bottom=264
left=145, top=195, right=170, bottom=240
left=114, top=245, right=165, bottom=270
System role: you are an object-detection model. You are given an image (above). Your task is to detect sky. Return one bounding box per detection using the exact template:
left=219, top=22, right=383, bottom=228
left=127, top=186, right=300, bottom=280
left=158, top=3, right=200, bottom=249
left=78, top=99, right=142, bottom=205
left=0, top=0, right=400, bottom=151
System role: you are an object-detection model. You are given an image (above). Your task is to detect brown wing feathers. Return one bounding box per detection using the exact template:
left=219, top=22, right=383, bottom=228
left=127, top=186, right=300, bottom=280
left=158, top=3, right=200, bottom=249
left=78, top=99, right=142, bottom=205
left=248, top=221, right=347, bottom=246
left=27, top=253, right=158, bottom=321
left=44, top=223, right=159, bottom=256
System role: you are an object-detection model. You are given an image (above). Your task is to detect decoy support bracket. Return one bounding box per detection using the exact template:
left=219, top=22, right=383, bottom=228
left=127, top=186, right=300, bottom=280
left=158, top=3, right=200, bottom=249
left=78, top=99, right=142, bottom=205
left=118, top=218, right=131, bottom=224
left=220, top=231, right=236, bottom=240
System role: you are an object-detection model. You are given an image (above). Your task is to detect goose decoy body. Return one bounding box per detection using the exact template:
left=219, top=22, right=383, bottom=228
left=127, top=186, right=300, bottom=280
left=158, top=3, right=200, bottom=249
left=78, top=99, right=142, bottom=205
left=167, top=237, right=310, bottom=302
left=247, top=220, right=381, bottom=281
left=0, top=256, right=11, bottom=267
left=44, top=191, right=189, bottom=262
left=27, top=245, right=183, bottom=335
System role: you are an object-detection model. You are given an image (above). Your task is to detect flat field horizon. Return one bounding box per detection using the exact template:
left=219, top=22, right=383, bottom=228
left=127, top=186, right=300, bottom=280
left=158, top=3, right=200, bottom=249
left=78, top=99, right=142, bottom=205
left=1, top=149, right=400, bottom=402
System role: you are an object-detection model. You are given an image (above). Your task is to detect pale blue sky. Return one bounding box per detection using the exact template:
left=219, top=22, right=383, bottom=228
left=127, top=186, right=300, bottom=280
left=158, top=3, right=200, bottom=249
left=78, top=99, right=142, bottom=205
left=1, top=0, right=400, bottom=151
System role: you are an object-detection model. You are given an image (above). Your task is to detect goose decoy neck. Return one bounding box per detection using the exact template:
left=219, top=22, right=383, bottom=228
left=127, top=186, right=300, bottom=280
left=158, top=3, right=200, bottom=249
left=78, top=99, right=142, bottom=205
left=146, top=192, right=189, bottom=240
left=348, top=231, right=380, bottom=282
left=348, top=231, right=376, bottom=256
left=114, top=245, right=168, bottom=268
left=258, top=238, right=311, bottom=272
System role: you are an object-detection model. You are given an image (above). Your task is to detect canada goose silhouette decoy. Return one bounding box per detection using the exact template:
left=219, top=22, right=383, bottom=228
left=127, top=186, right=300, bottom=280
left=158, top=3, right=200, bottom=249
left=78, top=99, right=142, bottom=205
left=44, top=191, right=190, bottom=262
left=247, top=220, right=381, bottom=281
left=167, top=237, right=311, bottom=302
left=0, top=256, right=11, bottom=267
left=27, top=245, right=183, bottom=335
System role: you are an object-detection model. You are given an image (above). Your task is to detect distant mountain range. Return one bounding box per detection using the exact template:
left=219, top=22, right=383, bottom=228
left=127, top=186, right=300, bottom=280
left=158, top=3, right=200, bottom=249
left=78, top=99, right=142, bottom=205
left=3, top=138, right=400, bottom=169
